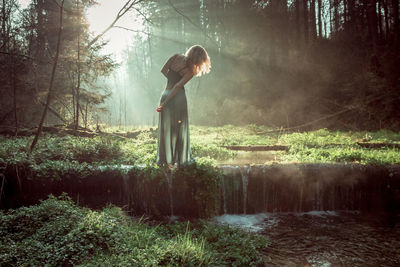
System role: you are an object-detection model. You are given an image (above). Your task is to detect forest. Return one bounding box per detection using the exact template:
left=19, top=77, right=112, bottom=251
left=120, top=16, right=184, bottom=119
left=1, top=0, right=400, bottom=266
left=0, top=0, right=399, bottom=132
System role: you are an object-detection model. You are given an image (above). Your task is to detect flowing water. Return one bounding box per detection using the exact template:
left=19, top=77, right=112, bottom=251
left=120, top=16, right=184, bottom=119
left=214, top=212, right=400, bottom=266
left=3, top=162, right=399, bottom=266
left=215, top=164, right=400, bottom=266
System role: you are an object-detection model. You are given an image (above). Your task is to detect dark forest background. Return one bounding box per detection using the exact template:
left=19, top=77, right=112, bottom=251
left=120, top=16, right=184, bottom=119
left=1, top=0, right=400, bottom=132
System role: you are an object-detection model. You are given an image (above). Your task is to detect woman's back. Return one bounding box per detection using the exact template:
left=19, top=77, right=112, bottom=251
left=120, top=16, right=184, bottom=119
left=169, top=54, right=190, bottom=76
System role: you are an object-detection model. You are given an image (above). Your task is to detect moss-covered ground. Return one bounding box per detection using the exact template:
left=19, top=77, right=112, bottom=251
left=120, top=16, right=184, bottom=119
left=1, top=125, right=399, bottom=265
left=0, top=195, right=268, bottom=266
left=2, top=125, right=399, bottom=166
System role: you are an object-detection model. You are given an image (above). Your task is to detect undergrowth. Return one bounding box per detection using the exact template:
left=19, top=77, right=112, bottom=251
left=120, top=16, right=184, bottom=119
left=0, top=195, right=268, bottom=266
left=0, top=125, right=399, bottom=166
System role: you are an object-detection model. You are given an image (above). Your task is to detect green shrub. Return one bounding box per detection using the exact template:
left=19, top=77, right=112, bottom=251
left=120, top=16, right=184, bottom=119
left=158, top=221, right=268, bottom=267
left=1, top=126, right=400, bottom=167
left=0, top=196, right=268, bottom=266
left=192, top=144, right=236, bottom=161
left=285, top=145, right=400, bottom=164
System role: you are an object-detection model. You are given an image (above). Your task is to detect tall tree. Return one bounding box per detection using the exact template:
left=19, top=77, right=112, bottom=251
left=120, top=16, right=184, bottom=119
left=333, top=0, right=339, bottom=32
left=393, top=0, right=399, bottom=40
left=296, top=0, right=301, bottom=42
left=318, top=0, right=323, bottom=37
left=310, top=0, right=317, bottom=40
left=75, top=0, right=82, bottom=130
left=367, top=0, right=378, bottom=52
left=303, top=0, right=309, bottom=43
left=383, top=0, right=390, bottom=38
left=30, top=0, right=65, bottom=152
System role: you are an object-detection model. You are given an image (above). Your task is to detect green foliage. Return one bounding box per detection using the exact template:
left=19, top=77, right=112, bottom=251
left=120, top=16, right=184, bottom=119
left=175, top=158, right=222, bottom=217
left=284, top=145, right=400, bottom=165
left=279, top=129, right=355, bottom=146
left=68, top=136, right=123, bottom=164
left=30, top=160, right=93, bottom=181
left=158, top=221, right=268, bottom=267
left=192, top=143, right=236, bottom=161
left=0, top=196, right=268, bottom=266
left=0, top=194, right=124, bottom=266
left=119, top=131, right=157, bottom=166
left=1, top=126, right=400, bottom=170
left=190, top=125, right=278, bottom=146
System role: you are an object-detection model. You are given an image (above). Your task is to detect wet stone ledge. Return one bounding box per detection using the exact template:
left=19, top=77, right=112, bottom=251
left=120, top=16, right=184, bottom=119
left=1, top=163, right=399, bottom=219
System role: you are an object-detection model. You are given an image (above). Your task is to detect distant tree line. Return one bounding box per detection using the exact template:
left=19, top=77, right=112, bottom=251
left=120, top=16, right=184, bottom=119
left=122, top=0, right=400, bottom=130
left=1, top=0, right=399, bottom=131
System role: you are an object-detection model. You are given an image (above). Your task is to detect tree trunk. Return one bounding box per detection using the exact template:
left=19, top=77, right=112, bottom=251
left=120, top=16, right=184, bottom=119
left=329, top=0, right=333, bottom=35
left=30, top=0, right=64, bottom=152
left=383, top=0, right=390, bottom=38
left=279, top=0, right=289, bottom=57
left=333, top=0, right=339, bottom=33
left=318, top=0, right=323, bottom=37
left=1, top=0, right=6, bottom=48
left=296, top=0, right=301, bottom=42
left=360, top=0, right=366, bottom=36
left=378, top=0, right=383, bottom=41
left=348, top=0, right=356, bottom=31
left=303, top=0, right=309, bottom=43
left=12, top=38, right=18, bottom=136
left=35, top=0, right=46, bottom=59
left=72, top=80, right=76, bottom=125
left=75, top=1, right=81, bottom=130
left=367, top=0, right=379, bottom=51
left=84, top=102, right=88, bottom=129
left=393, top=0, right=399, bottom=41
left=310, top=0, right=317, bottom=40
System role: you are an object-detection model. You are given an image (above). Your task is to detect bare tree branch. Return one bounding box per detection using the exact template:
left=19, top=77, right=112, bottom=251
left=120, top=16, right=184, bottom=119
left=167, top=0, right=220, bottom=48
left=0, top=51, right=52, bottom=64
left=132, top=6, right=153, bottom=25
left=87, top=0, right=147, bottom=48
left=113, top=25, right=188, bottom=45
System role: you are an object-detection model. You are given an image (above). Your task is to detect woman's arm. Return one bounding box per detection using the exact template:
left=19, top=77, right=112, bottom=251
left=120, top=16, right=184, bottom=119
left=159, top=71, right=194, bottom=108
left=161, top=54, right=178, bottom=78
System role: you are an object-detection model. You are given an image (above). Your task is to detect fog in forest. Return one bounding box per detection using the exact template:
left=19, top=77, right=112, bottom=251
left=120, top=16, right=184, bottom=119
left=2, top=0, right=400, bottom=130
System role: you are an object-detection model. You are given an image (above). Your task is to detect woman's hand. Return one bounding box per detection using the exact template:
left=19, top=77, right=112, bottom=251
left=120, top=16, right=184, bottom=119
left=156, top=105, right=163, bottom=112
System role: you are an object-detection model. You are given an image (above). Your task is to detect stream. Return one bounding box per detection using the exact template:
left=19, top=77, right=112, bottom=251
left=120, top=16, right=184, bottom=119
left=214, top=212, right=400, bottom=266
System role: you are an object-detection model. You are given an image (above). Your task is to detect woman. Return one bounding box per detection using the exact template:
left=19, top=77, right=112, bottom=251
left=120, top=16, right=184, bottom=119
left=156, top=45, right=211, bottom=167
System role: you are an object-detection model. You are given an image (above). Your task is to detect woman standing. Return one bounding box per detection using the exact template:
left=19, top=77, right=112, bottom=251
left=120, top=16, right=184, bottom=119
left=156, top=45, right=211, bottom=167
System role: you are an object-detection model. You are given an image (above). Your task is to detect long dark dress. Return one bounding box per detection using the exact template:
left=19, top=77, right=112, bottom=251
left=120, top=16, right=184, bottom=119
left=157, top=68, right=192, bottom=166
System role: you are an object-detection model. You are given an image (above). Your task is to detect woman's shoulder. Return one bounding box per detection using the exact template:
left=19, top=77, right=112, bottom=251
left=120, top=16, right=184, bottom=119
left=170, top=54, right=189, bottom=72
left=172, top=53, right=185, bottom=61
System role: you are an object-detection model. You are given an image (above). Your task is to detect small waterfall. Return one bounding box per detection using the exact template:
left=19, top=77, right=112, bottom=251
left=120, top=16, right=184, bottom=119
left=219, top=165, right=242, bottom=214
left=240, top=165, right=250, bottom=214
left=121, top=168, right=130, bottom=209
left=216, top=164, right=400, bottom=215
left=220, top=176, right=227, bottom=214
left=2, top=163, right=398, bottom=218
left=263, top=168, right=268, bottom=212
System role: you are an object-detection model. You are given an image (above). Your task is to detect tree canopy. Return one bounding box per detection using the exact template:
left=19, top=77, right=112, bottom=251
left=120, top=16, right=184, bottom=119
left=1, top=0, right=399, bottom=131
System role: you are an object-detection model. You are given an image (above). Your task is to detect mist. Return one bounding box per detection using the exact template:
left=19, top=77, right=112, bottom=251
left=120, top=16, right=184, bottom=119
left=95, top=0, right=399, bottom=130
left=3, top=0, right=400, bottom=130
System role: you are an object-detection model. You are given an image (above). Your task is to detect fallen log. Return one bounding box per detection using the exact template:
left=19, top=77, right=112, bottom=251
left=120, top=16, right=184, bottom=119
left=222, top=145, right=289, bottom=151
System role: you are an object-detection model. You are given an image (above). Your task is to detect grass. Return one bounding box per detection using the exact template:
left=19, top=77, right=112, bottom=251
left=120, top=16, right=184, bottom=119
left=284, top=145, right=400, bottom=165
left=0, top=195, right=268, bottom=266
left=0, top=125, right=399, bottom=166
left=1, top=126, right=398, bottom=265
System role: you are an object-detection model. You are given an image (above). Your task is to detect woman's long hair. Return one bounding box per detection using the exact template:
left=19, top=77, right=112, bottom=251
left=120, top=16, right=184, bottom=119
left=185, top=45, right=211, bottom=77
